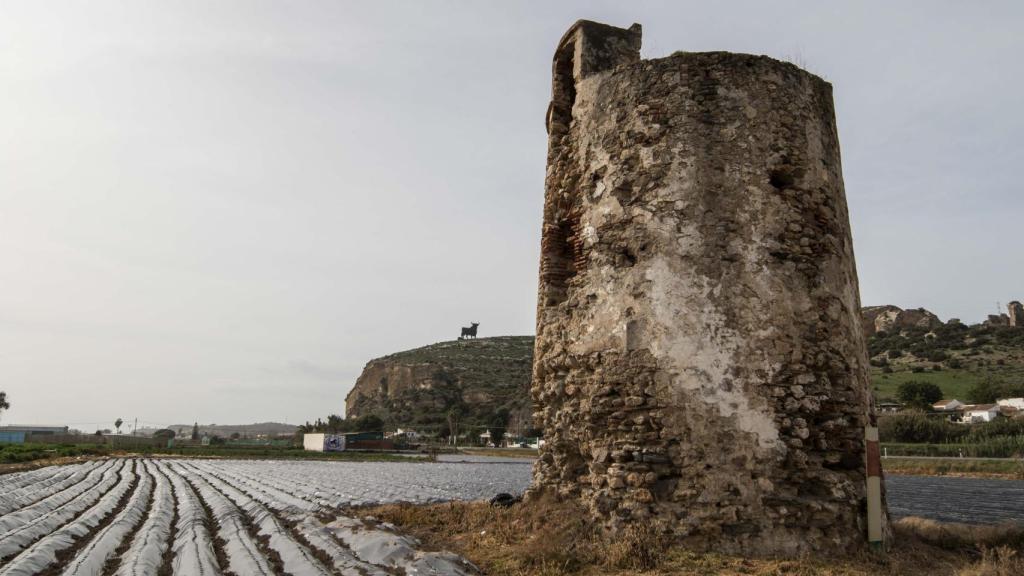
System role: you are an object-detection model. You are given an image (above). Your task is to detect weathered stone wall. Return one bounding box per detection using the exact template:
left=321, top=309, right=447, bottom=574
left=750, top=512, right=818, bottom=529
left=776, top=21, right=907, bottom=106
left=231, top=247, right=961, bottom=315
left=1008, top=301, right=1024, bottom=327
left=531, top=20, right=886, bottom=555
left=986, top=314, right=1010, bottom=327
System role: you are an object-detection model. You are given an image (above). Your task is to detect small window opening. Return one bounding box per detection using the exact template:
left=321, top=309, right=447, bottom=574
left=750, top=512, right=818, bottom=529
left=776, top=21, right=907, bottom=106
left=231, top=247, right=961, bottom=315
left=548, top=44, right=576, bottom=135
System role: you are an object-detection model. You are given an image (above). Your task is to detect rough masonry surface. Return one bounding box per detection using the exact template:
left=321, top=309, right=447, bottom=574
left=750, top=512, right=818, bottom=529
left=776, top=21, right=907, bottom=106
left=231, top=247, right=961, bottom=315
left=530, top=20, right=887, bottom=555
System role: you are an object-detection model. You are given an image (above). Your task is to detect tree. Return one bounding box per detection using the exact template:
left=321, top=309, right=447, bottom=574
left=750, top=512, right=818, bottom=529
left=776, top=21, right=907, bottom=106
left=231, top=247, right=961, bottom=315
left=230, top=432, right=241, bottom=440
left=897, top=381, right=943, bottom=409
left=488, top=409, right=510, bottom=447
left=326, top=414, right=343, bottom=432
left=153, top=429, right=176, bottom=440
left=0, top=391, right=9, bottom=424
left=446, top=408, right=460, bottom=445
left=114, top=418, right=123, bottom=434
left=353, top=414, right=384, bottom=432
left=191, top=422, right=200, bottom=440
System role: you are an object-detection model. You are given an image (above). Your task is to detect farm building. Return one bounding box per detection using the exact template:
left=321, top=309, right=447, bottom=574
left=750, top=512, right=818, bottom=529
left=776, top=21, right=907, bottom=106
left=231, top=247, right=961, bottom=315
left=0, top=425, right=69, bottom=444
left=932, top=399, right=964, bottom=412
left=997, top=397, right=1024, bottom=410
left=303, top=433, right=347, bottom=452
left=960, top=404, right=1001, bottom=423
left=878, top=402, right=903, bottom=414
left=303, top=431, right=393, bottom=452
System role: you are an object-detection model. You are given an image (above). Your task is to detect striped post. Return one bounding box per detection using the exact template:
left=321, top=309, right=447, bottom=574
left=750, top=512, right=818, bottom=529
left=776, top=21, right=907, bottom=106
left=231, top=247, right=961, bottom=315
left=865, top=425, right=884, bottom=551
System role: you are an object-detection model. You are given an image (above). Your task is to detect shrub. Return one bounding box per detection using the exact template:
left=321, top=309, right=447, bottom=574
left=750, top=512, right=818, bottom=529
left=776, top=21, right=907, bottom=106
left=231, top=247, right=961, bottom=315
left=897, top=381, right=943, bottom=408
left=879, top=413, right=967, bottom=444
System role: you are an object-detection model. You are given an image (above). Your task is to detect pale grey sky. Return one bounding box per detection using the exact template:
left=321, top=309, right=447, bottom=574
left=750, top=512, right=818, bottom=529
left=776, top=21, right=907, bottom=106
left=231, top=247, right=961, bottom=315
left=1, top=1, right=1021, bottom=427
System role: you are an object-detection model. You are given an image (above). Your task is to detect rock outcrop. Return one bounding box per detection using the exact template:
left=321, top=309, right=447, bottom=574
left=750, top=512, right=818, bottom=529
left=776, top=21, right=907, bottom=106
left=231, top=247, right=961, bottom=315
left=860, top=305, right=942, bottom=337
left=531, top=20, right=886, bottom=556
left=344, top=336, right=533, bottom=430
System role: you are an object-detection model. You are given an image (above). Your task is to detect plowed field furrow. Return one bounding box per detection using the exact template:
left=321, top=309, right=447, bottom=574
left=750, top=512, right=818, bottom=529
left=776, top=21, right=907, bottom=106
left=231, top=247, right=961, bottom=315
left=59, top=460, right=153, bottom=576
left=0, top=462, right=107, bottom=519
left=0, top=461, right=123, bottom=564
left=178, top=463, right=331, bottom=576
left=180, top=463, right=384, bottom=574
left=0, top=460, right=134, bottom=576
left=112, top=461, right=175, bottom=576
left=189, top=463, right=315, bottom=513
left=172, top=462, right=272, bottom=576
left=153, top=461, right=220, bottom=576
left=0, top=466, right=85, bottom=512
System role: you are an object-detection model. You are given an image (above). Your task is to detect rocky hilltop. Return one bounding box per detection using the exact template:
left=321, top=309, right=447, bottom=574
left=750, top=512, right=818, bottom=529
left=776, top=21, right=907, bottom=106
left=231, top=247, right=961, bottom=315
left=344, top=336, right=534, bottom=431
left=860, top=305, right=942, bottom=337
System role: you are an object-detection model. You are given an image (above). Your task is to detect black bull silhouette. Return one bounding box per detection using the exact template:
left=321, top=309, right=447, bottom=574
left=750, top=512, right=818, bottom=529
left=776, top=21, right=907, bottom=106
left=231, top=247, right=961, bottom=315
left=460, top=323, right=479, bottom=340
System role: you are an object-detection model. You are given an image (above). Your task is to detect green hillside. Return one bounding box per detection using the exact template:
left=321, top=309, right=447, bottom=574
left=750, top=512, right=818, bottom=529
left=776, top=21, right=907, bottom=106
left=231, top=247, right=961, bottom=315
left=868, top=322, right=1024, bottom=403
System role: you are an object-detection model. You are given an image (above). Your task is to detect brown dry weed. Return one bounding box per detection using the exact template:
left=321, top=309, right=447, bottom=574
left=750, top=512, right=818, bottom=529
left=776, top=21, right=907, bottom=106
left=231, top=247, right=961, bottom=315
left=357, top=499, right=1024, bottom=576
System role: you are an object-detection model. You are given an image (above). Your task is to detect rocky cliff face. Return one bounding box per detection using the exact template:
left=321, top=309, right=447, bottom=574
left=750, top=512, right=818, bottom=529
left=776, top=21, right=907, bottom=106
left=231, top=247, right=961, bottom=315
left=344, top=336, right=534, bottom=431
left=861, top=305, right=942, bottom=337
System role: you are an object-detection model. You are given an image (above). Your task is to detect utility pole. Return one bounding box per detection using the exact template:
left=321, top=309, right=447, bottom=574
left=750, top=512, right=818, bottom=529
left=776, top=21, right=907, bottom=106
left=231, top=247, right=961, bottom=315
left=132, top=418, right=138, bottom=436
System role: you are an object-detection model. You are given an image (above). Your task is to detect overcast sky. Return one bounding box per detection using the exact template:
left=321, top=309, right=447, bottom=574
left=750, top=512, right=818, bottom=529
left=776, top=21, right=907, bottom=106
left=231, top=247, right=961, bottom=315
left=1, top=1, right=1021, bottom=427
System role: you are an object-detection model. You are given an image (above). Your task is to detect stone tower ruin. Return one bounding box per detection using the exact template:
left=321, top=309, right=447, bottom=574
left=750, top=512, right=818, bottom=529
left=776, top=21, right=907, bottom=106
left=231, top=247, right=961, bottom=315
left=531, top=20, right=886, bottom=555
left=1008, top=301, right=1024, bottom=327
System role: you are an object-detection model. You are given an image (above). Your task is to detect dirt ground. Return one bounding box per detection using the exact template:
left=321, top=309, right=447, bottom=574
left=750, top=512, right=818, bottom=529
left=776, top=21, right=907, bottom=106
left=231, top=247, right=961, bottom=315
left=359, top=498, right=1024, bottom=576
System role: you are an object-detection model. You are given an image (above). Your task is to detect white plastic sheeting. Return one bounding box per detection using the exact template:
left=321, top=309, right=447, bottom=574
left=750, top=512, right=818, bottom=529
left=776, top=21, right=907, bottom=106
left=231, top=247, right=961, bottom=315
left=156, top=461, right=219, bottom=576
left=61, top=461, right=153, bottom=576
left=113, top=461, right=175, bottom=576
left=0, top=460, right=121, bottom=564
left=0, top=460, right=133, bottom=576
left=177, top=462, right=331, bottom=576
left=0, top=456, right=510, bottom=575
left=167, top=462, right=272, bottom=576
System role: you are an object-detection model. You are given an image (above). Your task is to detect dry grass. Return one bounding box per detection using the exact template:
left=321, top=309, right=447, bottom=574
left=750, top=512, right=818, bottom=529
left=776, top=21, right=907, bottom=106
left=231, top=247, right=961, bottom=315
left=883, top=458, right=1024, bottom=480
left=358, top=499, right=1024, bottom=576
left=459, top=448, right=540, bottom=459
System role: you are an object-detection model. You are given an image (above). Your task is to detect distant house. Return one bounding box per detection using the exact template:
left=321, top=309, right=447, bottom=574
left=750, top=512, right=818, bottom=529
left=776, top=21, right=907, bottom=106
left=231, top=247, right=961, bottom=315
left=385, top=428, right=421, bottom=441
left=932, top=399, right=964, bottom=412
left=961, top=404, right=1000, bottom=423
left=878, top=402, right=903, bottom=414
left=997, top=397, right=1024, bottom=410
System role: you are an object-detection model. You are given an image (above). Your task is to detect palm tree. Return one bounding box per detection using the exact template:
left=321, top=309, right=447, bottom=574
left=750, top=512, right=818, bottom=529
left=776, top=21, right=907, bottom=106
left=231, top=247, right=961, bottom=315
left=114, top=418, right=123, bottom=434
left=0, top=391, right=9, bottom=425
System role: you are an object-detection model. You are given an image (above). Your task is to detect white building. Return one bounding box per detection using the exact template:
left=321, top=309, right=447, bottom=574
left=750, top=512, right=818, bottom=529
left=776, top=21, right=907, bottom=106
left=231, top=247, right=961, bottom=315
left=303, top=433, right=346, bottom=452
left=932, top=399, right=964, bottom=412
left=997, top=397, right=1024, bottom=410
left=961, top=404, right=1000, bottom=423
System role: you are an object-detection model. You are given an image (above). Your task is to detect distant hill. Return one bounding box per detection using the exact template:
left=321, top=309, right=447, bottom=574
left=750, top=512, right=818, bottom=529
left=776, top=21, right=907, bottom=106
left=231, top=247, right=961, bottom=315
left=341, top=309, right=1024, bottom=435
left=138, top=422, right=298, bottom=438
left=863, top=305, right=1024, bottom=403
left=345, top=336, right=534, bottom=433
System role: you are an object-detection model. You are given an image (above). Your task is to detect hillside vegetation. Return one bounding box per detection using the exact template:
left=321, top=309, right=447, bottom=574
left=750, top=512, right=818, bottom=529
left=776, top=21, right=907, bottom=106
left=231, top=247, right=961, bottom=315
left=868, top=321, right=1024, bottom=403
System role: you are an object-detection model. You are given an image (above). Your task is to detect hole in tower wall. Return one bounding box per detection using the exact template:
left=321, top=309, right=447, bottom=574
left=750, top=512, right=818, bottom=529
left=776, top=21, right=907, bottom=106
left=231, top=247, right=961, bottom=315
left=542, top=211, right=584, bottom=306
left=769, top=168, right=795, bottom=189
